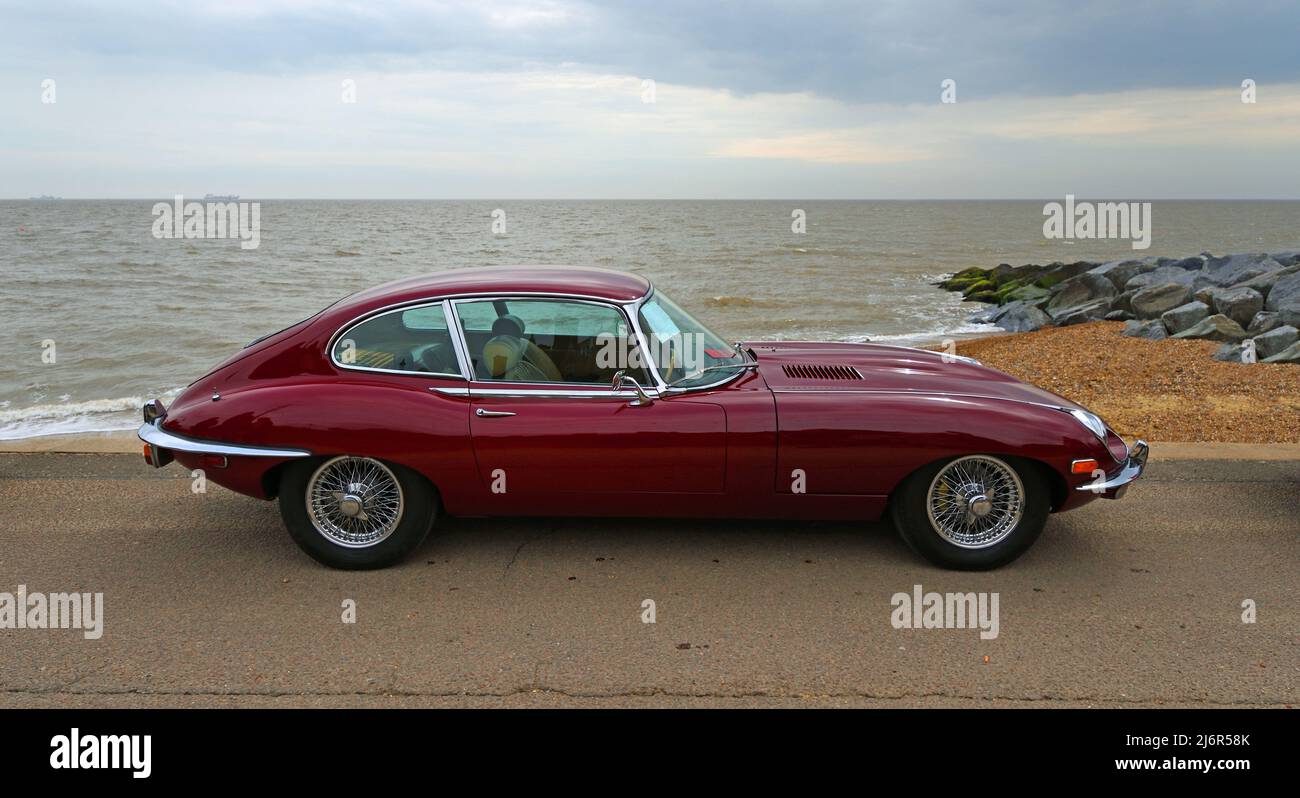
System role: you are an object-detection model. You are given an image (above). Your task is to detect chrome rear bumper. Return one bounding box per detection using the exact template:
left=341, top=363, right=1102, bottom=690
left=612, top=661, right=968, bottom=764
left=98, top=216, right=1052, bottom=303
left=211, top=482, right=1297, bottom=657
left=1075, top=439, right=1149, bottom=499
left=137, top=418, right=311, bottom=463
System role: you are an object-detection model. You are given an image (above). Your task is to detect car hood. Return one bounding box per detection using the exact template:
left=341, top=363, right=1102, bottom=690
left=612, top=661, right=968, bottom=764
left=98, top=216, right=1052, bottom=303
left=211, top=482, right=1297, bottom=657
left=740, top=340, right=1084, bottom=411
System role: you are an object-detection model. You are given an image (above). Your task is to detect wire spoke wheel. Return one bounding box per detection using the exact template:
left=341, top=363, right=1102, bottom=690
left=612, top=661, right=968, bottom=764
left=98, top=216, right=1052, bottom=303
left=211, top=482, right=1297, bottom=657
left=925, top=455, right=1024, bottom=549
left=306, top=456, right=405, bottom=548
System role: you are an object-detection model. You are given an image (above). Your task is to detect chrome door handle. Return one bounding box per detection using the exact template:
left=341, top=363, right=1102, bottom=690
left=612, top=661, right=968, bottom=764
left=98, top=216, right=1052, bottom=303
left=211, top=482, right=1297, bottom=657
left=475, top=408, right=516, bottom=418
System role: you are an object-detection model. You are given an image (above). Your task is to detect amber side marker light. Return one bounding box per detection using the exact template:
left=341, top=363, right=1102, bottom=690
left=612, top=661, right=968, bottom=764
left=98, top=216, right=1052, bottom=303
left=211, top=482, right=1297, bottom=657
left=1070, top=459, right=1099, bottom=474
left=143, top=441, right=174, bottom=468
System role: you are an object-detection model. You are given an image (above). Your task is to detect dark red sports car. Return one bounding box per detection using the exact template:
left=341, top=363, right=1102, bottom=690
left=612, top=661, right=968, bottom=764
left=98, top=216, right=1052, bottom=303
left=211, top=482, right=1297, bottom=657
left=139, top=266, right=1147, bottom=570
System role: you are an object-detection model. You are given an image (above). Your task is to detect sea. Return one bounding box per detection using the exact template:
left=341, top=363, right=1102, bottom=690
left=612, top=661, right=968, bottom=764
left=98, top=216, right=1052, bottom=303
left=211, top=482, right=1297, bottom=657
left=2, top=199, right=1297, bottom=439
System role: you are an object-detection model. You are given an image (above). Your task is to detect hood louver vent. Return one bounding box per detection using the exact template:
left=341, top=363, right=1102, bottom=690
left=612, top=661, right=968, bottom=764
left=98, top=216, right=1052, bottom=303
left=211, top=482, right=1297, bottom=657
left=781, top=364, right=863, bottom=380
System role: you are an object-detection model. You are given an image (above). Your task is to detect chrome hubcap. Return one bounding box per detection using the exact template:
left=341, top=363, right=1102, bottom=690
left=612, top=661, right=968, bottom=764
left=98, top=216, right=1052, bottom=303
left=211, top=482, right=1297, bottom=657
left=925, top=455, right=1024, bottom=549
left=337, top=493, right=364, bottom=518
left=967, top=495, right=993, bottom=518
left=306, top=457, right=404, bottom=548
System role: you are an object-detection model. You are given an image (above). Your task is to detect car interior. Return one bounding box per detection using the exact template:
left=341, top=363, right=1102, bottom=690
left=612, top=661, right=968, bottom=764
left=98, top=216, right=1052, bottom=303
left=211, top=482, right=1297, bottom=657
left=335, top=298, right=653, bottom=385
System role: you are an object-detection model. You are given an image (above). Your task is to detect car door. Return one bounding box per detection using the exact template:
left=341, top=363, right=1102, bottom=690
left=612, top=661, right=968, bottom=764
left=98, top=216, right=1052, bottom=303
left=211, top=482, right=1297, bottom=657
left=451, top=296, right=728, bottom=507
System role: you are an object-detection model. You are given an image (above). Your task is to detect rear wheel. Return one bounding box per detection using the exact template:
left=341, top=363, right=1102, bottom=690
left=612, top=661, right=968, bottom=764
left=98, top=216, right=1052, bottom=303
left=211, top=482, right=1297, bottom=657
left=890, top=454, right=1048, bottom=570
left=278, top=455, right=435, bottom=569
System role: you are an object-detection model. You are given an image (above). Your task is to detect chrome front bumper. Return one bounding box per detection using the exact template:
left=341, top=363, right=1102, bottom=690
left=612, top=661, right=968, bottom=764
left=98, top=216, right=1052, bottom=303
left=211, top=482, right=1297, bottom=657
left=137, top=418, right=311, bottom=465
left=1075, top=439, right=1149, bottom=499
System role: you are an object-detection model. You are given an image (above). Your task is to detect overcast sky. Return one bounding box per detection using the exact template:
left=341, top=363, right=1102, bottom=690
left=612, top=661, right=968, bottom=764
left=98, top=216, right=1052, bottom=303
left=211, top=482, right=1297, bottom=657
left=3, top=0, right=1299, bottom=198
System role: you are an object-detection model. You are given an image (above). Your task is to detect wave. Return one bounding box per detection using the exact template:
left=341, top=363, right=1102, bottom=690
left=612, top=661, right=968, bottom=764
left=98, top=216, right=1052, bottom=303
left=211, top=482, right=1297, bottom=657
left=838, top=322, right=1002, bottom=347
left=0, top=393, right=178, bottom=441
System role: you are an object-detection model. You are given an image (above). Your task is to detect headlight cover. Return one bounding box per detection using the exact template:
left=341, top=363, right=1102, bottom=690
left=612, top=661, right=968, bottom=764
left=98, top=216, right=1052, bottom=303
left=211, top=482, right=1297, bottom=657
left=1070, top=408, right=1107, bottom=442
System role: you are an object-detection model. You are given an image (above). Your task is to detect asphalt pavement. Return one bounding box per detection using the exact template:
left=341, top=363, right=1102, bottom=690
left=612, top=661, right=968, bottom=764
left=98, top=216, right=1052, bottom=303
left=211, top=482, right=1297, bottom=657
left=0, top=453, right=1295, bottom=707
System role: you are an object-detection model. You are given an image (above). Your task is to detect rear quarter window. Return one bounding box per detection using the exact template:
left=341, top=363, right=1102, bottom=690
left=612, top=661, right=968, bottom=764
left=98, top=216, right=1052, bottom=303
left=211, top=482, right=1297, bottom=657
left=333, top=303, right=461, bottom=375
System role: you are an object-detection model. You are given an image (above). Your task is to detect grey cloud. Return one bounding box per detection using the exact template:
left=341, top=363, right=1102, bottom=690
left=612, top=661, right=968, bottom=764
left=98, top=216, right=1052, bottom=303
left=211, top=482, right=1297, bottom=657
left=4, top=1, right=1299, bottom=102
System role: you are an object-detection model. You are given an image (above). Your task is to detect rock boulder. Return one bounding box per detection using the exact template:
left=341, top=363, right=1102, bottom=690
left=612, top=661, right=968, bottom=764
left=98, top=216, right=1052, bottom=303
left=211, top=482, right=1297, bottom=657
left=1046, top=273, right=1116, bottom=320
left=1261, top=341, right=1300, bottom=363
left=1124, top=265, right=1196, bottom=292
left=1132, top=283, right=1192, bottom=319
left=1246, top=311, right=1284, bottom=335
left=1263, top=271, right=1300, bottom=327
left=1089, top=259, right=1156, bottom=291
left=1212, top=343, right=1249, bottom=363
left=1194, top=253, right=1284, bottom=290
left=1170, top=314, right=1248, bottom=342
left=1252, top=325, right=1299, bottom=360
left=995, top=304, right=1052, bottom=333
left=1160, top=301, right=1209, bottom=335
left=1122, top=319, right=1169, bottom=340
left=1210, top=286, right=1264, bottom=328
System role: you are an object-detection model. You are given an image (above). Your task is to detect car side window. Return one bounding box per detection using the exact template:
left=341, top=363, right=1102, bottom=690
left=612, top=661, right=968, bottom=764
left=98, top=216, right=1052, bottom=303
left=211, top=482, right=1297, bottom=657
left=332, top=302, right=461, bottom=375
left=455, top=298, right=650, bottom=385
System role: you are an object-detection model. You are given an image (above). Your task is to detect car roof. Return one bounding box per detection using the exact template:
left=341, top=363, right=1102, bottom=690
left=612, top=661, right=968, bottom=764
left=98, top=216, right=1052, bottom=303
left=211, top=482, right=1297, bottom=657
left=334, top=266, right=653, bottom=315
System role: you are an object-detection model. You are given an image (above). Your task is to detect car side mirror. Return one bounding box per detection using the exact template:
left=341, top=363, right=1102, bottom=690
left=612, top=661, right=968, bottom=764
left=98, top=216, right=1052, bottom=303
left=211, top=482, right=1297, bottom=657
left=611, top=369, right=653, bottom=407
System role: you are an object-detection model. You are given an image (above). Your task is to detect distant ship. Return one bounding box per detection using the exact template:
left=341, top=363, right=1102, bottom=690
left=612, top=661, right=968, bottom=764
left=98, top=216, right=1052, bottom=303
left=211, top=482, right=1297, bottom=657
left=203, top=194, right=239, bottom=202
left=30, top=195, right=62, bottom=201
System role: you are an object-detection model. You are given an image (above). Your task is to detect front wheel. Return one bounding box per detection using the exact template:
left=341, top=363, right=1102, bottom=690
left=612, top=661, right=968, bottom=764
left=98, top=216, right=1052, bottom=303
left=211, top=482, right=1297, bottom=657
left=278, top=455, right=436, bottom=569
left=890, top=454, right=1049, bottom=570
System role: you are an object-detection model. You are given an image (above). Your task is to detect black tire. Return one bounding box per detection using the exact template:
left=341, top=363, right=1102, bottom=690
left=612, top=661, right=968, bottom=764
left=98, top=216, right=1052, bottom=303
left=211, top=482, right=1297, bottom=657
left=890, top=454, right=1049, bottom=570
left=277, top=456, right=436, bottom=570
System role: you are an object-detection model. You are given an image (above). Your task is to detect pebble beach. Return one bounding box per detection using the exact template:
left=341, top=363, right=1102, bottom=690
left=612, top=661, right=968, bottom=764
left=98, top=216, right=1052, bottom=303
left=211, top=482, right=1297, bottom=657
left=951, top=321, right=1300, bottom=444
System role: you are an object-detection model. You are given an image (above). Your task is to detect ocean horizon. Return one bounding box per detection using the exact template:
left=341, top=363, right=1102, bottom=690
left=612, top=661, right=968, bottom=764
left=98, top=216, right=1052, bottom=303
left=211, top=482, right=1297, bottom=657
left=3, top=198, right=1297, bottom=439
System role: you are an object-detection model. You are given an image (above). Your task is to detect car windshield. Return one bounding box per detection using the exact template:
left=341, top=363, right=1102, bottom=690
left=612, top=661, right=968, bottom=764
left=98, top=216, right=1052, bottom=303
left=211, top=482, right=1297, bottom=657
left=637, top=291, right=746, bottom=389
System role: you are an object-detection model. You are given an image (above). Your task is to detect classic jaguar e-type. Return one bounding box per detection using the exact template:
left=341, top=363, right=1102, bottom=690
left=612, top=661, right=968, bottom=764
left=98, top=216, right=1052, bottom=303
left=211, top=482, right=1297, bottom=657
left=139, top=266, right=1147, bottom=570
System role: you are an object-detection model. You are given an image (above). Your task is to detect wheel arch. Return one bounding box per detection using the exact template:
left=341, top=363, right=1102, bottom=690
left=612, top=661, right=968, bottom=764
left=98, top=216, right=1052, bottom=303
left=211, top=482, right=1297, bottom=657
left=263, top=453, right=445, bottom=511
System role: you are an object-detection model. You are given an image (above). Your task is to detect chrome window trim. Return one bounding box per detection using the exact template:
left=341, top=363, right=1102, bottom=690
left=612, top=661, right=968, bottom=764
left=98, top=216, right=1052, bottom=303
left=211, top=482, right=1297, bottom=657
left=432, top=386, right=661, bottom=400
left=331, top=363, right=466, bottom=380
left=443, top=300, right=475, bottom=381
left=625, top=287, right=670, bottom=393
left=327, top=299, right=469, bottom=381
left=324, top=289, right=650, bottom=373
left=322, top=284, right=710, bottom=394
left=449, top=294, right=657, bottom=389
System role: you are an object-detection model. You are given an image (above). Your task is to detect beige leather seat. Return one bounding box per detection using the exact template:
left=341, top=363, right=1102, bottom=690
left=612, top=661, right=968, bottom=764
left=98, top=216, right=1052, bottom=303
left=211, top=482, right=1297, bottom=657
left=481, top=335, right=550, bottom=382
left=478, top=312, right=564, bottom=382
